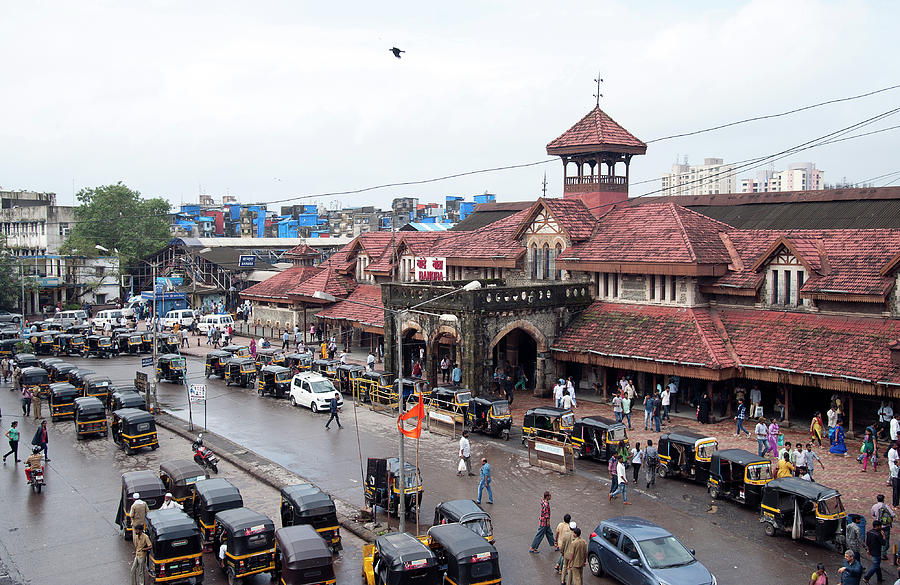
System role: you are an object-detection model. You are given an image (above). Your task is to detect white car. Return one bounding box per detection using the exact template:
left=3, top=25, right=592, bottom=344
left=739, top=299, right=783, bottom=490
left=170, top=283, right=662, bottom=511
left=289, top=372, right=343, bottom=413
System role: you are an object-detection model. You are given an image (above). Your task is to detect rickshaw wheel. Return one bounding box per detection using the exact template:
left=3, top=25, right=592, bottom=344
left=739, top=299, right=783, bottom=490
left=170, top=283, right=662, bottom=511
left=708, top=486, right=719, bottom=499
left=501, top=429, right=510, bottom=441
left=226, top=567, right=238, bottom=585
left=151, top=444, right=159, bottom=450
left=226, top=379, right=231, bottom=386
left=763, top=522, right=777, bottom=537
left=588, top=552, right=604, bottom=577
left=125, top=446, right=134, bottom=455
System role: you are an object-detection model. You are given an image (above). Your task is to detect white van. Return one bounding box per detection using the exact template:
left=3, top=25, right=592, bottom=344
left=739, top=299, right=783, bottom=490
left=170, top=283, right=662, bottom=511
left=161, top=309, right=198, bottom=330
left=48, top=310, right=88, bottom=328
left=92, top=309, right=125, bottom=329
left=197, top=314, right=234, bottom=334
left=122, top=297, right=147, bottom=318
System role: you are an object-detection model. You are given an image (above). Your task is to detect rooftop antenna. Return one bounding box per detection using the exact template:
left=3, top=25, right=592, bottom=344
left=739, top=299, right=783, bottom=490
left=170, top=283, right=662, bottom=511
left=542, top=172, right=548, bottom=197
left=593, top=71, right=604, bottom=107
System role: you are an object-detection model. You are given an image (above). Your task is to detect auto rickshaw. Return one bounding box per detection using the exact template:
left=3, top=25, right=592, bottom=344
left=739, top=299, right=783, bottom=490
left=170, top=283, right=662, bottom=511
left=38, top=356, right=62, bottom=371
left=74, top=396, right=108, bottom=439
left=82, top=374, right=113, bottom=403
left=157, top=333, right=180, bottom=354
left=311, top=358, right=340, bottom=382
left=433, top=500, right=494, bottom=543
left=14, top=353, right=40, bottom=370
left=335, top=363, right=365, bottom=392
left=354, top=371, right=396, bottom=405
left=115, top=470, right=166, bottom=539
left=20, top=366, right=50, bottom=399
left=68, top=368, right=96, bottom=394
left=571, top=416, right=628, bottom=462
left=29, top=332, right=57, bottom=355
left=707, top=448, right=773, bottom=505
left=521, top=406, right=575, bottom=444
left=280, top=484, right=342, bottom=552
left=274, top=524, right=335, bottom=585
left=0, top=338, right=20, bottom=357
left=193, top=478, right=243, bottom=545
left=465, top=396, right=511, bottom=440
left=109, top=388, right=147, bottom=412
left=256, top=347, right=286, bottom=369
left=117, top=332, right=144, bottom=355
left=213, top=507, right=276, bottom=584
left=430, top=387, right=472, bottom=414
left=157, top=354, right=187, bottom=384
left=657, top=429, right=718, bottom=483
left=760, top=477, right=846, bottom=547
left=159, top=459, right=208, bottom=515
left=145, top=508, right=205, bottom=584
left=67, top=323, right=92, bottom=336
left=224, top=357, right=257, bottom=388
left=45, top=321, right=64, bottom=332
left=0, top=326, right=21, bottom=339
left=205, top=350, right=231, bottom=378
left=285, top=352, right=314, bottom=374
left=257, top=365, right=292, bottom=398
left=362, top=532, right=439, bottom=585
left=141, top=331, right=155, bottom=353
left=53, top=333, right=85, bottom=356
left=221, top=344, right=251, bottom=358
left=398, top=378, right=431, bottom=403
left=427, top=522, right=501, bottom=585
left=85, top=334, right=116, bottom=358
left=365, top=457, right=423, bottom=519
left=49, top=382, right=79, bottom=420
left=111, top=408, right=159, bottom=454
left=47, top=361, right=77, bottom=383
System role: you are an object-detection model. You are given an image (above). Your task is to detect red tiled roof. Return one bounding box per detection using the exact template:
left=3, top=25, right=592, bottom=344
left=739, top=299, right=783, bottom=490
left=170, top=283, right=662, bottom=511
left=239, top=266, right=321, bottom=301
left=284, top=243, right=318, bottom=258
left=560, top=202, right=734, bottom=265
left=546, top=106, right=647, bottom=155
left=634, top=186, right=900, bottom=208
left=552, top=302, right=735, bottom=369
left=287, top=266, right=354, bottom=300
left=429, top=209, right=528, bottom=261
left=316, top=284, right=385, bottom=329
left=513, top=198, right=597, bottom=242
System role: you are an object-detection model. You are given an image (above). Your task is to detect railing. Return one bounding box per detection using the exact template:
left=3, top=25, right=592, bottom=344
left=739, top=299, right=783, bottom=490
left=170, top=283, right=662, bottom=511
left=384, top=282, right=594, bottom=313
left=564, top=175, right=628, bottom=193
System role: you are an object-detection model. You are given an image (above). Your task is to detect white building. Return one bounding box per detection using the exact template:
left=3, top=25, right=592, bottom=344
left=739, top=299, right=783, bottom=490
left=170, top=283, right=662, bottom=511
left=740, top=163, right=825, bottom=193
left=660, top=158, right=736, bottom=197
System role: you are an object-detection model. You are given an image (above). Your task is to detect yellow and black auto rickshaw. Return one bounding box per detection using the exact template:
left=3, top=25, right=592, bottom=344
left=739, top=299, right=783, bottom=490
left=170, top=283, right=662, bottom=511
left=156, top=333, right=180, bottom=355
left=14, top=352, right=40, bottom=371
left=521, top=406, right=574, bottom=444
left=281, top=484, right=342, bottom=552
left=85, top=334, right=116, bottom=358
left=354, top=371, right=395, bottom=405
left=49, top=382, right=79, bottom=420
left=657, top=429, right=718, bottom=483
left=29, top=332, right=57, bottom=355
left=571, top=416, right=628, bottom=462
left=312, top=358, right=340, bottom=383
left=398, top=378, right=431, bottom=405
left=158, top=459, right=208, bottom=515
left=274, top=524, right=336, bottom=585
left=336, top=363, right=365, bottom=393
left=109, top=388, right=147, bottom=412
left=256, top=347, right=286, bottom=369
left=433, top=500, right=494, bottom=543
left=156, top=354, right=187, bottom=384
left=213, top=507, right=276, bottom=584
left=221, top=344, right=251, bottom=358
left=760, top=477, right=846, bottom=547
left=707, top=448, right=773, bottom=506
left=465, top=396, right=512, bottom=441
left=362, top=532, right=439, bottom=585
left=365, top=457, right=423, bottom=519
left=257, top=365, right=292, bottom=398
left=52, top=333, right=83, bottom=356
left=110, top=408, right=159, bottom=454
left=427, top=522, right=502, bottom=585
left=68, top=368, right=96, bottom=394
left=82, top=374, right=112, bottom=404
left=20, top=366, right=50, bottom=399
left=47, top=361, right=77, bottom=383
left=117, top=332, right=144, bottom=355
left=224, top=357, right=257, bottom=388
left=74, top=396, right=108, bottom=439
left=192, top=477, right=243, bottom=545
left=205, top=349, right=231, bottom=379
left=429, top=387, right=471, bottom=413
left=141, top=331, right=155, bottom=353
left=115, top=470, right=166, bottom=540
left=145, top=508, right=205, bottom=584
left=0, top=338, right=20, bottom=358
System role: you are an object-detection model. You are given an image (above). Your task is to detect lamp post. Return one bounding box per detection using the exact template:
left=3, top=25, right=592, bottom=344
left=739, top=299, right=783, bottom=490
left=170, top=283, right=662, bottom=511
left=313, top=279, right=481, bottom=532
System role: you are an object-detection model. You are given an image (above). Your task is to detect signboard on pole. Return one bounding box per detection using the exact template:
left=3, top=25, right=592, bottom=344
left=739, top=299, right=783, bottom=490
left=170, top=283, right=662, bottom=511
left=134, top=372, right=148, bottom=392
left=414, top=257, right=446, bottom=281
left=239, top=255, right=256, bottom=268
left=141, top=357, right=154, bottom=368
left=189, top=384, right=207, bottom=403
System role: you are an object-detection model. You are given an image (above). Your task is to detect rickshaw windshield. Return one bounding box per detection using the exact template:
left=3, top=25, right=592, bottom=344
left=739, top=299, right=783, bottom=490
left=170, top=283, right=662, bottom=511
left=378, top=375, right=393, bottom=386
left=492, top=402, right=510, bottom=416
left=462, top=517, right=493, bottom=538
left=170, top=358, right=186, bottom=369
left=608, top=427, right=627, bottom=442
left=560, top=413, right=575, bottom=427
left=236, top=348, right=250, bottom=358
left=275, top=371, right=291, bottom=383
left=455, top=392, right=472, bottom=404
left=746, top=463, right=773, bottom=481
left=818, top=496, right=844, bottom=516
left=696, top=441, right=717, bottom=459
left=638, top=536, right=695, bottom=570
left=310, top=378, right=337, bottom=394
left=72, top=336, right=84, bottom=344
left=398, top=471, right=421, bottom=489
left=240, top=364, right=256, bottom=373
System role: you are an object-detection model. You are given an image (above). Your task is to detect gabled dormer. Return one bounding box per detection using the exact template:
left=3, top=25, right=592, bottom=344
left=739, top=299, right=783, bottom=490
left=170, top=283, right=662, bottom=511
left=750, top=237, right=816, bottom=307
left=513, top=197, right=597, bottom=281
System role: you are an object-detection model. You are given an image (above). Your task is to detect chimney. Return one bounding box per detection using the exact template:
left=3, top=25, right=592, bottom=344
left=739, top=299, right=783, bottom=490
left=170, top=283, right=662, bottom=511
left=889, top=340, right=900, bottom=365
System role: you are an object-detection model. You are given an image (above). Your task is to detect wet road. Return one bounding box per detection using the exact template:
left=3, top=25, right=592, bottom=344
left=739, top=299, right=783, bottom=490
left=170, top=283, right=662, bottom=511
left=0, top=385, right=364, bottom=585
left=32, top=353, right=846, bottom=584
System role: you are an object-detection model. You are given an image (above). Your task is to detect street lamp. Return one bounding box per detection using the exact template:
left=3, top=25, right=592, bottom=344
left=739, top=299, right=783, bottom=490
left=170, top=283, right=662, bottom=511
left=313, top=279, right=480, bottom=532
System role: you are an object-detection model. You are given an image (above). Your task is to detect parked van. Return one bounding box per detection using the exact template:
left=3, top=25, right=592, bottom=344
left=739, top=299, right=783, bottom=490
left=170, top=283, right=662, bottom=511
left=197, top=314, right=234, bottom=334
left=49, top=310, right=88, bottom=328
left=161, top=309, right=198, bottom=330
left=122, top=297, right=147, bottom=319
left=92, top=309, right=125, bottom=330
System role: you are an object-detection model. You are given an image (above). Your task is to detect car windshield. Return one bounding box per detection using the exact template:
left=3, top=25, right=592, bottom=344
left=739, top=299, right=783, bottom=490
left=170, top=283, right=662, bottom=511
left=637, top=536, right=695, bottom=570
left=819, top=495, right=844, bottom=516
left=492, top=402, right=510, bottom=416
left=608, top=427, right=627, bottom=441
left=463, top=517, right=493, bottom=538
left=310, top=378, right=336, bottom=393
left=746, top=463, right=773, bottom=481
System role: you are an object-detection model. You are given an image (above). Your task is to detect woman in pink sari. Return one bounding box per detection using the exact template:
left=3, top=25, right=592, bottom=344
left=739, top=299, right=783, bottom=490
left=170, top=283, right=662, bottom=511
left=767, top=418, right=780, bottom=457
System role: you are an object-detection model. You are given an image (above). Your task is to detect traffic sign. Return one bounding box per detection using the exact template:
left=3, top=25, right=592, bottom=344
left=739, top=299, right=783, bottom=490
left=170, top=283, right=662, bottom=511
left=141, top=357, right=154, bottom=368
left=239, top=255, right=256, bottom=267
left=189, top=384, right=207, bottom=403
left=134, top=371, right=148, bottom=392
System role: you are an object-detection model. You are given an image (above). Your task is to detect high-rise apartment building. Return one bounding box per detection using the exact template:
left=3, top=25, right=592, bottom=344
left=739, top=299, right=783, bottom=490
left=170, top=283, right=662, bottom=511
left=740, top=163, right=825, bottom=193
left=660, top=158, right=736, bottom=196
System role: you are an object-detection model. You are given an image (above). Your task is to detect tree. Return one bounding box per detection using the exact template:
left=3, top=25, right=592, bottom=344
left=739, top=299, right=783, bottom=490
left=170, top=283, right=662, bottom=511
left=61, top=183, right=171, bottom=262
left=0, top=249, right=22, bottom=311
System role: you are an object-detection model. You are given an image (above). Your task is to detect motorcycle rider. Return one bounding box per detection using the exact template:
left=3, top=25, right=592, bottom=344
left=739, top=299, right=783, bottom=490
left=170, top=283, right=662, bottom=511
left=24, top=445, right=43, bottom=483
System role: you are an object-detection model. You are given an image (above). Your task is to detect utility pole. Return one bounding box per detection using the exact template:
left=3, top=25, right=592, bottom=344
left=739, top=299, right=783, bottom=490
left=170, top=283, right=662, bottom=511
left=150, top=261, right=158, bottom=412
left=397, top=307, right=406, bottom=532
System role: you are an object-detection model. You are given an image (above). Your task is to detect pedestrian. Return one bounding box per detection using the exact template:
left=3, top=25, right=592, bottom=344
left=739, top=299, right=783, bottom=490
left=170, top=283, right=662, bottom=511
left=0, top=356, right=8, bottom=383
left=891, top=413, right=900, bottom=448
left=630, top=442, right=644, bottom=483
left=554, top=515, right=573, bottom=579
left=889, top=442, right=900, bottom=507
left=608, top=456, right=632, bottom=504
left=566, top=377, right=577, bottom=408
left=643, top=393, right=652, bottom=430
left=129, top=492, right=149, bottom=532
left=458, top=431, right=473, bottom=476
left=661, top=385, right=671, bottom=422
left=804, top=442, right=826, bottom=477
left=621, top=393, right=632, bottom=430
left=608, top=454, right=619, bottom=495
left=281, top=329, right=289, bottom=351
left=612, top=393, right=623, bottom=423
left=735, top=398, right=751, bottom=437
left=440, top=357, right=450, bottom=384
left=451, top=363, right=462, bottom=388
left=750, top=385, right=762, bottom=417
left=324, top=392, right=343, bottom=430
left=839, top=548, right=863, bottom=585
left=561, top=390, right=574, bottom=411
left=31, top=384, right=42, bottom=420
left=872, top=494, right=896, bottom=560
left=476, top=457, right=493, bottom=505
left=555, top=379, right=566, bottom=409
left=3, top=421, right=20, bottom=464
left=565, top=527, right=587, bottom=585
left=865, top=521, right=886, bottom=584
left=795, top=444, right=809, bottom=477
left=652, top=392, right=662, bottom=432
left=831, top=417, right=848, bottom=455
left=644, top=439, right=658, bottom=488
left=31, top=420, right=48, bottom=461
left=529, top=491, right=554, bottom=553
left=697, top=392, right=711, bottom=424
left=160, top=492, right=183, bottom=510
left=847, top=515, right=863, bottom=562
left=21, top=386, right=32, bottom=417
left=411, top=360, right=422, bottom=378
left=667, top=379, right=679, bottom=413
left=862, top=428, right=879, bottom=472
left=767, top=417, right=781, bottom=457
left=367, top=352, right=376, bottom=371
left=131, top=522, right=152, bottom=585
left=775, top=452, right=795, bottom=479
left=249, top=338, right=257, bottom=357
left=810, top=562, right=828, bottom=585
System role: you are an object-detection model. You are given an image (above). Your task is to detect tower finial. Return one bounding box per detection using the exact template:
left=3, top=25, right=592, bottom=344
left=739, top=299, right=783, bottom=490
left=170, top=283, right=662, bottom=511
left=593, top=71, right=603, bottom=107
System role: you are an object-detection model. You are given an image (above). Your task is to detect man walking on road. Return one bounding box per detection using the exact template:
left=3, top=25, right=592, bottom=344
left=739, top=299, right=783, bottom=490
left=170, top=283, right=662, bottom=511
left=554, top=515, right=573, bottom=580
left=839, top=548, right=863, bottom=585
left=864, top=521, right=885, bottom=584
left=644, top=440, right=658, bottom=488
left=871, top=494, right=895, bottom=561
left=458, top=431, right=472, bottom=476
left=451, top=363, right=462, bottom=388
left=565, top=527, right=587, bottom=585
left=131, top=523, right=152, bottom=585
left=476, top=458, right=493, bottom=505
left=324, top=393, right=343, bottom=430
left=3, top=421, right=20, bottom=463
left=735, top=398, right=751, bottom=437
left=847, top=515, right=863, bottom=562
left=529, top=491, right=554, bottom=553
left=608, top=456, right=631, bottom=505
left=755, top=417, right=769, bottom=457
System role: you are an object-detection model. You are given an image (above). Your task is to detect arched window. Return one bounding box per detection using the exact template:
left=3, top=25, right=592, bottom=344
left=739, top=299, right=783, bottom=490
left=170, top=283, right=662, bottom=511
left=542, top=244, right=550, bottom=280
left=554, top=243, right=562, bottom=280
left=530, top=244, right=538, bottom=280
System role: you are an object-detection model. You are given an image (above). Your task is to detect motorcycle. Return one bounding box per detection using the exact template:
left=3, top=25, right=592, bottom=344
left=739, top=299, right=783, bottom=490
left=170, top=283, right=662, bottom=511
left=191, top=433, right=219, bottom=474
left=26, top=466, right=45, bottom=493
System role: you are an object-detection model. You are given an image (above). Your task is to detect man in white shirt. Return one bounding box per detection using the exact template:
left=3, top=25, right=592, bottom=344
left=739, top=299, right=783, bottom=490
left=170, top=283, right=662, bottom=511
left=458, top=431, right=473, bottom=477
left=890, top=413, right=900, bottom=444
left=660, top=387, right=671, bottom=422
left=554, top=380, right=565, bottom=409
left=889, top=441, right=900, bottom=507
left=667, top=380, right=679, bottom=413
left=366, top=352, right=375, bottom=371
left=160, top=492, right=183, bottom=510
left=749, top=386, right=762, bottom=416
left=755, top=418, right=769, bottom=457
left=566, top=377, right=577, bottom=408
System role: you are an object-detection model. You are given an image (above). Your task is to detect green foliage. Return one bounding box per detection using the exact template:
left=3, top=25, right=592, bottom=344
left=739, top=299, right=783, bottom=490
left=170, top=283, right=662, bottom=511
left=61, top=182, right=171, bottom=262
left=0, top=250, right=21, bottom=311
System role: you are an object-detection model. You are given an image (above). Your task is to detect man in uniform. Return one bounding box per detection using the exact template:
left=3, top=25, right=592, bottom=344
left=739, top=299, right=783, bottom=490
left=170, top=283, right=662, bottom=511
left=131, top=523, right=152, bottom=585
left=129, top=492, right=149, bottom=534
left=566, top=527, right=588, bottom=585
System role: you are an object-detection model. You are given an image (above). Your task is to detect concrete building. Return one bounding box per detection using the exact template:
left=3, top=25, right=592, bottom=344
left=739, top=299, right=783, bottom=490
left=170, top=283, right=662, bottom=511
left=661, top=158, right=737, bottom=197
left=740, top=163, right=825, bottom=193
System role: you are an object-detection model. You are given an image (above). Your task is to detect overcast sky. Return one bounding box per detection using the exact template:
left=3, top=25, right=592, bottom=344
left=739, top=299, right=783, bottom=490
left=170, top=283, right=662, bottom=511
left=1, top=0, right=897, bottom=210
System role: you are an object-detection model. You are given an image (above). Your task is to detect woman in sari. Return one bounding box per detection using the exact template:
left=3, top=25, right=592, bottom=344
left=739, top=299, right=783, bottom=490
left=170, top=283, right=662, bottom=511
left=830, top=417, right=847, bottom=455
left=767, top=418, right=780, bottom=457
left=810, top=411, right=825, bottom=446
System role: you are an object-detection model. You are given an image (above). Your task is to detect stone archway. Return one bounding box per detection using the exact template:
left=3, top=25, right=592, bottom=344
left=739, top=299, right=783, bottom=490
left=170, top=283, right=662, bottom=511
left=488, top=319, right=549, bottom=353
left=400, top=320, right=426, bottom=378
left=488, top=320, right=547, bottom=393
left=429, top=324, right=461, bottom=386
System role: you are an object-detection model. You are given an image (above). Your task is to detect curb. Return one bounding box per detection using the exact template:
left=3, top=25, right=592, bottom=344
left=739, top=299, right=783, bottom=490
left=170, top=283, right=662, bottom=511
left=154, top=411, right=378, bottom=544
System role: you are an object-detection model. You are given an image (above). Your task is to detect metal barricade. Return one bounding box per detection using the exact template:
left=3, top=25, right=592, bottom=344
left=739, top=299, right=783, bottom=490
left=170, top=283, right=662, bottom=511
left=527, top=438, right=575, bottom=474
left=426, top=407, right=460, bottom=438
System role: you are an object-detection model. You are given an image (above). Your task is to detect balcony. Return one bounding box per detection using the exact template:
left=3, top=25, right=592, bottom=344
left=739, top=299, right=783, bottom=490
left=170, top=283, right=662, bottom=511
left=564, top=175, right=628, bottom=193
left=384, top=281, right=594, bottom=313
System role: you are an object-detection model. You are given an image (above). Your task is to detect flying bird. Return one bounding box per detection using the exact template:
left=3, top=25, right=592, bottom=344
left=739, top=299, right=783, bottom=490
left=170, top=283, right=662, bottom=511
left=390, top=47, right=405, bottom=59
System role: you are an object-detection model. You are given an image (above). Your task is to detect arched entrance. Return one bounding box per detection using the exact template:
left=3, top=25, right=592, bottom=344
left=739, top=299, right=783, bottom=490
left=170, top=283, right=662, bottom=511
left=401, top=323, right=426, bottom=378
left=430, top=325, right=461, bottom=386
left=490, top=327, right=539, bottom=391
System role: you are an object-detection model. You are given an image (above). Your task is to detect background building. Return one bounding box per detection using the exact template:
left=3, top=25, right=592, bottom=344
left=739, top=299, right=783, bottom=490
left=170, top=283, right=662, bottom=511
left=661, top=157, right=736, bottom=196
left=740, top=163, right=825, bottom=192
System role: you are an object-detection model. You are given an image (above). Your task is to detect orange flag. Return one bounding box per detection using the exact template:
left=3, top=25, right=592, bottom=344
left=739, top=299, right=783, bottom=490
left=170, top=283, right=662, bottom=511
left=398, top=393, right=425, bottom=439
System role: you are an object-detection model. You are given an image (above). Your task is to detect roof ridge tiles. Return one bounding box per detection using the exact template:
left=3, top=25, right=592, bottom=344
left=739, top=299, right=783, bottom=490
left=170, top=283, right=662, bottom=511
left=669, top=202, right=697, bottom=262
